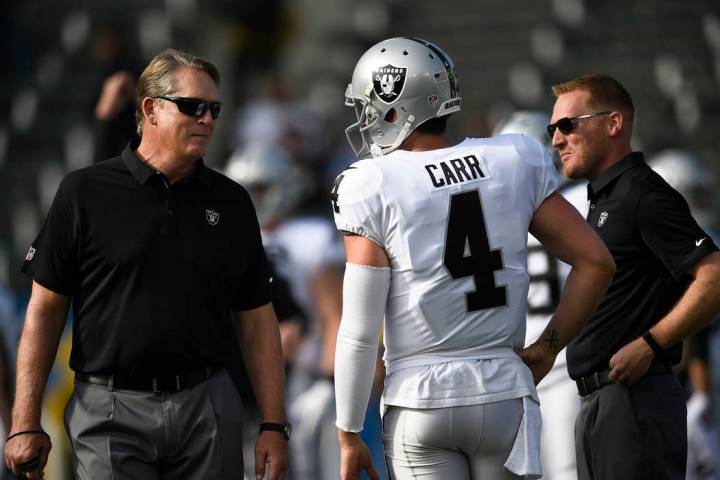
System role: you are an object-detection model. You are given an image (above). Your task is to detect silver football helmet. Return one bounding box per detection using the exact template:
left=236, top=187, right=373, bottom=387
left=225, top=143, right=308, bottom=227
left=345, top=37, right=461, bottom=158
left=493, top=110, right=552, bottom=148
left=649, top=149, right=717, bottom=230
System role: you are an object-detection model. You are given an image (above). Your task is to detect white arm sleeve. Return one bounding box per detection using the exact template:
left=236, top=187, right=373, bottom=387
left=334, top=262, right=391, bottom=432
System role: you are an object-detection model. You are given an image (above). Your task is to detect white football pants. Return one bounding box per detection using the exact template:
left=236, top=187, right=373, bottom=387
left=382, top=399, right=523, bottom=480
left=537, top=377, right=580, bottom=480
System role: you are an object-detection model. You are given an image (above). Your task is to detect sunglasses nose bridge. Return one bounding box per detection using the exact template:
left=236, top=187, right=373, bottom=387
left=548, top=118, right=575, bottom=138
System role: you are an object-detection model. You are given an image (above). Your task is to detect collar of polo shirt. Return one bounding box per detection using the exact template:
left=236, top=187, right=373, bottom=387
left=587, top=152, right=645, bottom=200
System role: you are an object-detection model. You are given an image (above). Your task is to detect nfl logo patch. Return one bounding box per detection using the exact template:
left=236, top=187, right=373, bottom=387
left=372, top=64, right=407, bottom=104
left=25, top=247, right=36, bottom=261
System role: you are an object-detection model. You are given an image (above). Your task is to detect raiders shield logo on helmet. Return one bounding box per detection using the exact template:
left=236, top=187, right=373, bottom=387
left=373, top=65, right=407, bottom=104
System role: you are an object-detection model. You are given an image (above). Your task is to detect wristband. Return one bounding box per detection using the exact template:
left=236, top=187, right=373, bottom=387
left=6, top=429, right=50, bottom=442
left=258, top=422, right=292, bottom=440
left=642, top=331, right=663, bottom=356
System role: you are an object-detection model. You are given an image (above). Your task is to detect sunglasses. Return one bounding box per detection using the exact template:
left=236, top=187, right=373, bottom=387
left=546, top=111, right=610, bottom=138
left=154, top=96, right=222, bottom=119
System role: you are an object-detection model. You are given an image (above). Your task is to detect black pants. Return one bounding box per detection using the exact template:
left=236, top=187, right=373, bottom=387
left=575, top=372, right=686, bottom=480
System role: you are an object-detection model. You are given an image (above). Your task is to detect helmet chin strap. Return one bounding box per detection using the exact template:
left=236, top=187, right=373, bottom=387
left=370, top=114, right=416, bottom=158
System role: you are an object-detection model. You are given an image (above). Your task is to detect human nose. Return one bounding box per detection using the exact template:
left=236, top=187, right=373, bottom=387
left=197, top=106, right=215, bottom=124
left=551, top=128, right=565, bottom=149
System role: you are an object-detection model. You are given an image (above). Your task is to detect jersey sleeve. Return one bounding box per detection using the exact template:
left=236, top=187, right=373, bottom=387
left=531, top=140, right=559, bottom=211
left=21, top=175, right=81, bottom=296
left=637, top=187, right=718, bottom=280
left=330, top=160, right=385, bottom=246
left=509, top=135, right=559, bottom=212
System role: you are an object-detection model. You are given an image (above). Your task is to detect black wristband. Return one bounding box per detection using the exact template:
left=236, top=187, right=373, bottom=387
left=642, top=331, right=663, bottom=356
left=258, top=422, right=292, bottom=440
left=6, top=429, right=50, bottom=442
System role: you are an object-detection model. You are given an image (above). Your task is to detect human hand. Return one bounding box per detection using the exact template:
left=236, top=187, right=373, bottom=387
left=338, top=431, right=379, bottom=480
left=515, top=341, right=556, bottom=385
left=255, top=431, right=288, bottom=480
left=4, top=430, right=51, bottom=479
left=608, top=337, right=653, bottom=385
left=95, top=71, right=136, bottom=120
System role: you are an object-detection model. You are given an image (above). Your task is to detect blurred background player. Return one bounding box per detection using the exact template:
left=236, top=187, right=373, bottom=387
left=649, top=149, right=719, bottom=480
left=226, top=142, right=347, bottom=480
left=494, top=110, right=586, bottom=480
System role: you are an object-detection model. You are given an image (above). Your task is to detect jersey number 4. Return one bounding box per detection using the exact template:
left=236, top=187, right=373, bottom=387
left=444, top=190, right=507, bottom=311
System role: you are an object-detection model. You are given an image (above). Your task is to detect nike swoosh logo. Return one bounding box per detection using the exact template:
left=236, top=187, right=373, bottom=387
left=696, top=238, right=707, bottom=246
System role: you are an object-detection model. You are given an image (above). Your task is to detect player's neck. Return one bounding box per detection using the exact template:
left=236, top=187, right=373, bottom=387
left=399, top=132, right=450, bottom=152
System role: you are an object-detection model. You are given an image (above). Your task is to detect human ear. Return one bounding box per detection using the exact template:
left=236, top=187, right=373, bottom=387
left=142, top=97, right=157, bottom=125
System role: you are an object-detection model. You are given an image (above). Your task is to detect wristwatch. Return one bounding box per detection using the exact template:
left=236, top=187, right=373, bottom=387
left=258, top=422, right=292, bottom=440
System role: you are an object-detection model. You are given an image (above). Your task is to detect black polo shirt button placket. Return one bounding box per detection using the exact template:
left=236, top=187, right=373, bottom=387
left=566, top=152, right=718, bottom=380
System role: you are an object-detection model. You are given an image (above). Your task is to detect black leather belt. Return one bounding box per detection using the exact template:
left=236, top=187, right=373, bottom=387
left=576, top=360, right=672, bottom=397
left=75, top=365, right=222, bottom=393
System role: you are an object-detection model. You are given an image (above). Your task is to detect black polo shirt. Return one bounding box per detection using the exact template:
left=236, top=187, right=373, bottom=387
left=566, top=152, right=718, bottom=379
left=22, top=143, right=272, bottom=376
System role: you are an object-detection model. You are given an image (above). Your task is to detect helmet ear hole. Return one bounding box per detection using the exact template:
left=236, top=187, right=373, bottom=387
left=384, top=108, right=398, bottom=123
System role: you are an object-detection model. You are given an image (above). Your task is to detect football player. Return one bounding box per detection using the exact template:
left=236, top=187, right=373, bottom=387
left=226, top=142, right=347, bottom=480
left=331, top=37, right=615, bottom=479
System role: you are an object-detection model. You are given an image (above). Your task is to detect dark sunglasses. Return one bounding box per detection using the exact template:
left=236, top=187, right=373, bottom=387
left=546, top=111, right=610, bottom=138
left=154, top=96, right=222, bottom=119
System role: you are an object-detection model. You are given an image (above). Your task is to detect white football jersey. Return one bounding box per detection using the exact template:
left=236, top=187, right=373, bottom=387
left=333, top=136, right=558, bottom=382
left=263, top=216, right=345, bottom=325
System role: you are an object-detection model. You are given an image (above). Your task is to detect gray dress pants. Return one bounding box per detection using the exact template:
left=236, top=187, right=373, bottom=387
left=64, top=369, right=244, bottom=480
left=575, top=372, right=687, bottom=480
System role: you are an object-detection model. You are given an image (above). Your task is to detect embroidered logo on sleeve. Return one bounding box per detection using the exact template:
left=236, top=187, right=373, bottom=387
left=206, top=209, right=220, bottom=226
left=696, top=237, right=707, bottom=247
left=598, top=211, right=609, bottom=227
left=25, top=247, right=36, bottom=261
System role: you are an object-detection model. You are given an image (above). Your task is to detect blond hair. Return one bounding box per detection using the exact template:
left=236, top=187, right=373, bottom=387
left=135, top=49, right=220, bottom=135
left=552, top=73, right=634, bottom=126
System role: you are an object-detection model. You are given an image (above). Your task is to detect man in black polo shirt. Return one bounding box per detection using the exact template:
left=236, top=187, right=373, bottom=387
left=5, top=49, right=289, bottom=480
left=548, top=73, right=720, bottom=480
